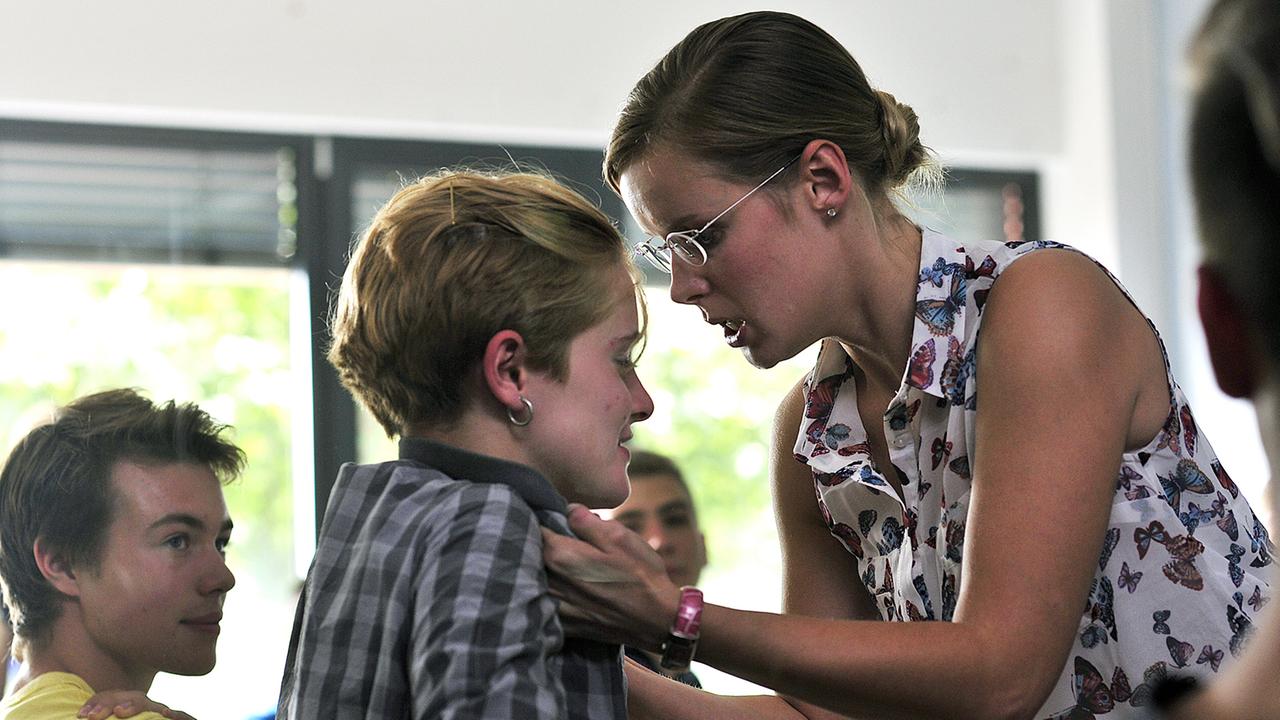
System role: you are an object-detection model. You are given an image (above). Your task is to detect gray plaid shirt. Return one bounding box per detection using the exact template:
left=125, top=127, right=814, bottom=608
left=278, top=438, right=627, bottom=719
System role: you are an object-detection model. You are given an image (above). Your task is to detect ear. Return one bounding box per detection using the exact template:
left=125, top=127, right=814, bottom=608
left=481, top=329, right=532, bottom=412
left=798, top=138, right=855, bottom=215
left=32, top=537, right=81, bottom=598
left=1197, top=265, right=1261, bottom=398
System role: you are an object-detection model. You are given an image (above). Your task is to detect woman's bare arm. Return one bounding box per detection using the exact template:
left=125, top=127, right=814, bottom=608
left=547, top=251, right=1162, bottom=719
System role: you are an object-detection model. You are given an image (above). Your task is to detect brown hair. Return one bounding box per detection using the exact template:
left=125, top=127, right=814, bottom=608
left=0, top=388, right=244, bottom=654
left=628, top=449, right=693, bottom=503
left=1189, top=0, right=1280, bottom=360
left=605, top=11, right=939, bottom=198
left=328, top=169, right=644, bottom=436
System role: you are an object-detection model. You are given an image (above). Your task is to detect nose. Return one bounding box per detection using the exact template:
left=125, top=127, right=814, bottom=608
left=203, top=555, right=236, bottom=596
left=668, top=258, right=708, bottom=306
left=628, top=371, right=655, bottom=423
left=642, top=519, right=671, bottom=554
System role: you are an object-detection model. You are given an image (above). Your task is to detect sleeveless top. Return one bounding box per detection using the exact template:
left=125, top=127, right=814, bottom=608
left=793, top=229, right=1273, bottom=718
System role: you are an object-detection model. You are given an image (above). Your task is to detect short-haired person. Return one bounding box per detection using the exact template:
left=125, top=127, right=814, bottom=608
left=541, top=10, right=1274, bottom=719
left=0, top=389, right=242, bottom=720
left=277, top=170, right=653, bottom=719
left=1162, top=1, right=1280, bottom=717
left=600, top=450, right=706, bottom=687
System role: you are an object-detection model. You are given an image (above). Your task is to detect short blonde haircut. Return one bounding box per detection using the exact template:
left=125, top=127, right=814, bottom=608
left=329, top=170, right=643, bottom=436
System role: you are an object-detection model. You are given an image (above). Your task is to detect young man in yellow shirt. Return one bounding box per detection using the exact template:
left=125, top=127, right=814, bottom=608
left=0, top=389, right=242, bottom=720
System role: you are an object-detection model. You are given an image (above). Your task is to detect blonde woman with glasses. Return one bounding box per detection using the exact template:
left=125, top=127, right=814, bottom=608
left=544, top=10, right=1272, bottom=720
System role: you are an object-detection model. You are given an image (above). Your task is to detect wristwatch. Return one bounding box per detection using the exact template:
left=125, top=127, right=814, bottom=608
left=659, top=586, right=704, bottom=670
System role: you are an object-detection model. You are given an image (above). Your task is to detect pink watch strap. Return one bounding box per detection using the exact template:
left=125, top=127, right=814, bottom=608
left=672, top=586, right=703, bottom=637
left=659, top=586, right=703, bottom=670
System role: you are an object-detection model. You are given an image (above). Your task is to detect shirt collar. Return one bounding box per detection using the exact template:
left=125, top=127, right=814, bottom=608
left=906, top=228, right=971, bottom=399
left=398, top=436, right=568, bottom=514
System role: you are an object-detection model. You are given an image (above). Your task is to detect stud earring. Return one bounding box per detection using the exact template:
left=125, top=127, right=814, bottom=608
left=826, top=207, right=838, bottom=218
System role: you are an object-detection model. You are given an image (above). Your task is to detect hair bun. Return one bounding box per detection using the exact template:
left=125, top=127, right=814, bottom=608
left=876, top=89, right=928, bottom=188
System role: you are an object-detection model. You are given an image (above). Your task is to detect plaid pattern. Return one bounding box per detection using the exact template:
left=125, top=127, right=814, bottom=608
left=278, top=438, right=627, bottom=719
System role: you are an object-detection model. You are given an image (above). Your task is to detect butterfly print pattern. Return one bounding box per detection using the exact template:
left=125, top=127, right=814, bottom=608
left=1197, top=644, right=1223, bottom=672
left=792, top=231, right=1273, bottom=718
left=1098, top=528, right=1120, bottom=572
left=1152, top=610, right=1171, bottom=635
left=1117, top=562, right=1142, bottom=593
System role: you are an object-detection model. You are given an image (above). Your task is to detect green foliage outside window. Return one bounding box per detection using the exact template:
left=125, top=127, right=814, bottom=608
left=0, top=262, right=298, bottom=717
left=0, top=264, right=296, bottom=596
left=631, top=292, right=816, bottom=593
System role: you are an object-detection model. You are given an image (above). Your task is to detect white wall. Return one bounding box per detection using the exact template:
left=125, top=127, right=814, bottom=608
left=2, top=1, right=1064, bottom=151
left=1, top=0, right=1082, bottom=270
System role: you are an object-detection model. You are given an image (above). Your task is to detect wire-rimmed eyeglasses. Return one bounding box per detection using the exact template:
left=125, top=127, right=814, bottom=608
left=633, top=154, right=801, bottom=273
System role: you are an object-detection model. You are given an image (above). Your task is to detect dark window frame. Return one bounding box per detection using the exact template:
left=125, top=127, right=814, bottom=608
left=0, top=120, right=626, bottom=532
left=0, top=119, right=1037, bottom=535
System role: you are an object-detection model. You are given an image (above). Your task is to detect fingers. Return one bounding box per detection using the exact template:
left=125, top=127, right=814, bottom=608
left=556, top=598, right=632, bottom=645
left=565, top=503, right=634, bottom=549
left=542, top=527, right=608, bottom=574
left=79, top=692, right=174, bottom=719
left=542, top=527, right=593, bottom=575
left=563, top=506, right=671, bottom=572
left=78, top=701, right=153, bottom=719
left=78, top=703, right=115, bottom=720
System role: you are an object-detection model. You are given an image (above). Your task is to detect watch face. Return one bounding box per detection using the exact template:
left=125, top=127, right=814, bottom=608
left=660, top=635, right=698, bottom=670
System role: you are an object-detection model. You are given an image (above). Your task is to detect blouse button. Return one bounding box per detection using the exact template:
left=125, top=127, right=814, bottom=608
left=892, top=435, right=909, bottom=449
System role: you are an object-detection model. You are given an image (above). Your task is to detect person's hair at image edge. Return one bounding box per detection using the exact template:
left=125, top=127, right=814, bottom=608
left=627, top=449, right=694, bottom=502
left=604, top=10, right=942, bottom=202
left=1189, top=0, right=1280, bottom=362
left=0, top=388, right=245, bottom=659
left=328, top=168, right=647, bottom=437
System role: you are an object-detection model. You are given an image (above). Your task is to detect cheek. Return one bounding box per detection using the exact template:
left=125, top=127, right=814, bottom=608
left=595, top=376, right=630, bottom=417
left=105, top=558, right=183, bottom=611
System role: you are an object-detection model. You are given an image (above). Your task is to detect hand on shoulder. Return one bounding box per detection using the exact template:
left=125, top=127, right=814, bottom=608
left=78, top=691, right=196, bottom=720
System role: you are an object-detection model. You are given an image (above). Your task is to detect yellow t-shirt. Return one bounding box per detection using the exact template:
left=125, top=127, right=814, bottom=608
left=0, top=672, right=166, bottom=720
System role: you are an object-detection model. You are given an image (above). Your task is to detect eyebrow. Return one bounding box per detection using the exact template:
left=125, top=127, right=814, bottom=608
left=613, top=332, right=644, bottom=348
left=615, top=500, right=693, bottom=521
left=149, top=513, right=235, bottom=534
left=666, top=214, right=706, bottom=233
left=657, top=500, right=693, bottom=515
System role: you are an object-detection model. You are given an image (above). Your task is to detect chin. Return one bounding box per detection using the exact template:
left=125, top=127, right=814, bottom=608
left=579, top=473, right=631, bottom=510
left=742, top=346, right=783, bottom=370
left=167, top=657, right=217, bottom=677
left=584, top=489, right=630, bottom=510
left=743, top=335, right=810, bottom=370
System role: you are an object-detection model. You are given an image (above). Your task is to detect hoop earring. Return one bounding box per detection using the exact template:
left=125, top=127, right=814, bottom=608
left=506, top=395, right=534, bottom=427
left=826, top=207, right=838, bottom=218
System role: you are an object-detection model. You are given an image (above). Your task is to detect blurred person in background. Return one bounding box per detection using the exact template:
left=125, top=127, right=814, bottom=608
left=601, top=450, right=706, bottom=687
left=1162, top=0, right=1280, bottom=717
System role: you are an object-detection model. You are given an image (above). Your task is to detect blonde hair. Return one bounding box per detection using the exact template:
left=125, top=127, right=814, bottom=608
left=328, top=170, right=644, bottom=436
left=1189, top=0, right=1280, bottom=360
left=605, top=11, right=940, bottom=199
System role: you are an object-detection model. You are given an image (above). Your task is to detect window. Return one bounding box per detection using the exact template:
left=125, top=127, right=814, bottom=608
left=0, top=122, right=311, bottom=716
left=0, top=119, right=1050, bottom=706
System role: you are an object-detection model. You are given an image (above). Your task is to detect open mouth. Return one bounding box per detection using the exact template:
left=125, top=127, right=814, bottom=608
left=721, top=319, right=746, bottom=347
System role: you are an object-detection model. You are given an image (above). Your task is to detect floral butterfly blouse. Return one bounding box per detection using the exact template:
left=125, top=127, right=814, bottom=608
left=793, top=229, right=1273, bottom=718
